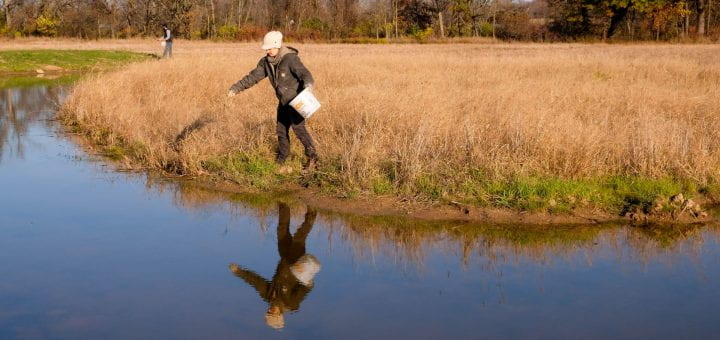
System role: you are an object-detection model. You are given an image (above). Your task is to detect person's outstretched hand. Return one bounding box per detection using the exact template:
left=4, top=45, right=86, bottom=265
left=227, top=90, right=237, bottom=98
left=229, top=263, right=241, bottom=273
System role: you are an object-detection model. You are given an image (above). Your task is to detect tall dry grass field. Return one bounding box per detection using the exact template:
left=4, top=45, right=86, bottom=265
left=61, top=42, right=720, bottom=207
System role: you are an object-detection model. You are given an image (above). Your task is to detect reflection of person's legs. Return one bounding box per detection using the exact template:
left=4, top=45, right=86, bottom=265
left=293, top=208, right=317, bottom=245
left=277, top=203, right=316, bottom=259
left=277, top=203, right=292, bottom=252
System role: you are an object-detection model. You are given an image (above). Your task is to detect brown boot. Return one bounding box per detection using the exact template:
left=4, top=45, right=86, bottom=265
left=302, top=157, right=318, bottom=174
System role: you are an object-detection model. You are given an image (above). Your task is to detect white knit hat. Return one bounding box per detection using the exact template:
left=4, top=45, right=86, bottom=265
left=261, top=31, right=283, bottom=50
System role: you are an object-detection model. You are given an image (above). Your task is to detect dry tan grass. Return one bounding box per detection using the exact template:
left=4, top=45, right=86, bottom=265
left=60, top=42, right=720, bottom=198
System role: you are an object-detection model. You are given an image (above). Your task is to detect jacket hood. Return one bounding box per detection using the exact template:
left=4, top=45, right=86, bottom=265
left=284, top=46, right=299, bottom=54
left=268, top=46, right=298, bottom=65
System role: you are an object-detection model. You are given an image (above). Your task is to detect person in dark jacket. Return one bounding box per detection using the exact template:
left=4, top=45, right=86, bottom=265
left=229, top=203, right=320, bottom=329
left=228, top=31, right=317, bottom=175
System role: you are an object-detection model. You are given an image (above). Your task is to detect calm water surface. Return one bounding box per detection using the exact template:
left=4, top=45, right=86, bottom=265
left=1, top=83, right=719, bottom=339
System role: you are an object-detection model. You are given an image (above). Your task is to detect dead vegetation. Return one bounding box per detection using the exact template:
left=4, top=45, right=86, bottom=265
left=59, top=42, right=720, bottom=212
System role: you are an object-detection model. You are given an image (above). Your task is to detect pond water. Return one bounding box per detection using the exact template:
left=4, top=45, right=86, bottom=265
left=1, top=82, right=719, bottom=339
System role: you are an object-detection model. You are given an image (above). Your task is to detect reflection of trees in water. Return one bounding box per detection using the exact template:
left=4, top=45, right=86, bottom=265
left=625, top=224, right=711, bottom=268
left=156, top=181, right=720, bottom=273
left=0, top=86, right=66, bottom=162
left=146, top=177, right=279, bottom=236
left=329, top=217, right=719, bottom=273
left=322, top=217, right=615, bottom=272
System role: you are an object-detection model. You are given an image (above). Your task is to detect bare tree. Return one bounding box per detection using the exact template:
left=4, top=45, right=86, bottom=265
left=432, top=0, right=450, bottom=37
left=1, top=0, right=13, bottom=28
left=698, top=0, right=707, bottom=36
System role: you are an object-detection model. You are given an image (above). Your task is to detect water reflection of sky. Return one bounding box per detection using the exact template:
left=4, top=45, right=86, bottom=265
left=0, top=84, right=719, bottom=339
left=0, top=85, right=68, bottom=164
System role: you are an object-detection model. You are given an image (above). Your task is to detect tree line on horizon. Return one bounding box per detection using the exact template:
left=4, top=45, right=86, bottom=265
left=0, top=0, right=717, bottom=42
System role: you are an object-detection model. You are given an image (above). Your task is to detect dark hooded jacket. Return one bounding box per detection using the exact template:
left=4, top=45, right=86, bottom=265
left=230, top=46, right=314, bottom=106
left=230, top=204, right=316, bottom=312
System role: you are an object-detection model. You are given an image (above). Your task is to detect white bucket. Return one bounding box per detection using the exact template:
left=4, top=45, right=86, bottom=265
left=289, top=88, right=321, bottom=119
left=160, top=41, right=166, bottom=47
left=290, top=254, right=321, bottom=286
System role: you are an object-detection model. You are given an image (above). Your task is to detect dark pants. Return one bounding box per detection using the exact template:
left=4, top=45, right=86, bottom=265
left=276, top=104, right=316, bottom=164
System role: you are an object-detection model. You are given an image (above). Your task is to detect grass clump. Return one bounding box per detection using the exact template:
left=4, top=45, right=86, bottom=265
left=477, top=176, right=692, bottom=213
left=105, top=145, right=126, bottom=161
left=699, top=181, right=720, bottom=204
left=396, top=173, right=698, bottom=214
left=203, top=152, right=280, bottom=190
left=371, top=176, right=394, bottom=195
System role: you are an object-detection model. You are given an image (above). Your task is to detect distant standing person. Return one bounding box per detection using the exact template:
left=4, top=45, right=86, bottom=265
left=160, top=24, right=173, bottom=58
left=228, top=31, right=317, bottom=175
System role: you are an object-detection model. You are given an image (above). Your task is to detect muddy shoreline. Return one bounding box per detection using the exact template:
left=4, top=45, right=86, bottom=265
left=56, top=122, right=718, bottom=226
left=176, top=176, right=719, bottom=225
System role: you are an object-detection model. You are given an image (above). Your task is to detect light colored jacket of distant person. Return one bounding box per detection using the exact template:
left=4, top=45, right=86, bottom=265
left=229, top=46, right=314, bottom=106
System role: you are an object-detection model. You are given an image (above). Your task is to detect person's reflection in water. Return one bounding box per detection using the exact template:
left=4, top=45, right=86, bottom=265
left=229, top=203, right=320, bottom=330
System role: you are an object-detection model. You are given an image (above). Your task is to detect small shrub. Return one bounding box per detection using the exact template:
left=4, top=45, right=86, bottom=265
left=413, top=27, right=434, bottom=42
left=372, top=177, right=394, bottom=195
left=216, top=25, right=238, bottom=40
left=237, top=24, right=265, bottom=41
left=35, top=14, right=59, bottom=37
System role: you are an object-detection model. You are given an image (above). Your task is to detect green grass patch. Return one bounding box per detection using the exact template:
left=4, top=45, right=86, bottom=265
left=414, top=174, right=445, bottom=200
left=371, top=176, right=394, bottom=195
left=104, top=146, right=126, bottom=161
left=196, top=151, right=707, bottom=215
left=404, top=172, right=703, bottom=215
left=0, top=50, right=153, bottom=73
left=203, top=152, right=280, bottom=190
left=484, top=176, right=689, bottom=212
left=0, top=73, right=81, bottom=89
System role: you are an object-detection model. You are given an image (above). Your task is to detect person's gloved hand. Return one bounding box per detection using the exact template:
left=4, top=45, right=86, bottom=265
left=227, top=90, right=237, bottom=98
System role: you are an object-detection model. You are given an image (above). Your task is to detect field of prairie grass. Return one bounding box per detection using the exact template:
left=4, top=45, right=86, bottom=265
left=58, top=41, right=720, bottom=213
